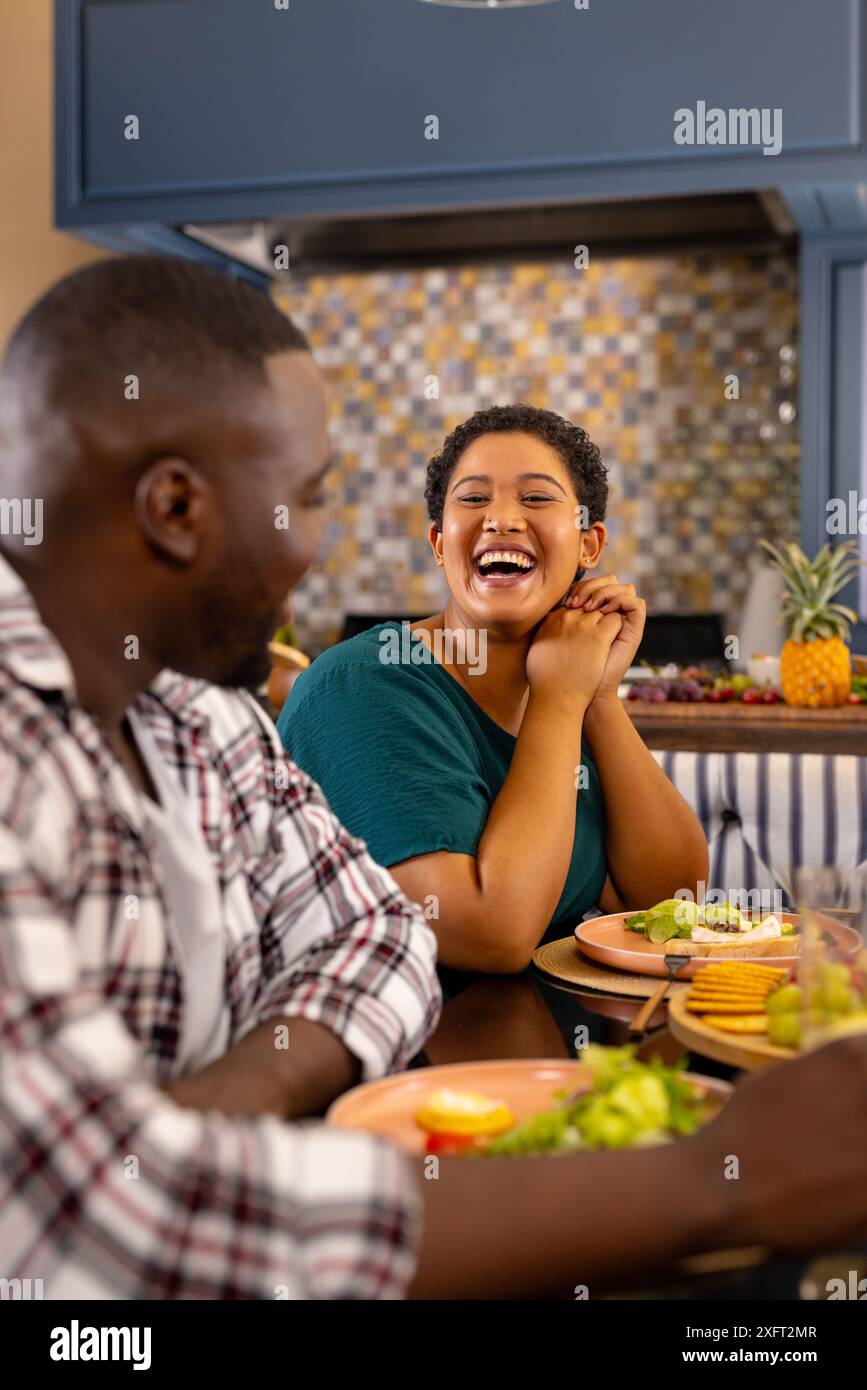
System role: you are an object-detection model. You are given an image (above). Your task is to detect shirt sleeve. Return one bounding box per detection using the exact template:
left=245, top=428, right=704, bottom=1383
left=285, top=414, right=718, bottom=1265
left=0, top=822, right=422, bottom=1300
left=236, top=693, right=442, bottom=1082
left=278, top=657, right=493, bottom=870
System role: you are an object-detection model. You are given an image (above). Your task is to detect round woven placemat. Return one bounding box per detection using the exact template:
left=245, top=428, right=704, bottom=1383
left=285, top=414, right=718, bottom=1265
left=532, top=935, right=687, bottom=999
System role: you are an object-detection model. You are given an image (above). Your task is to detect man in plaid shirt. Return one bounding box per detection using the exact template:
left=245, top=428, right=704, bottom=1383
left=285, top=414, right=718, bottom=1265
left=5, top=257, right=867, bottom=1302
left=0, top=257, right=440, bottom=1298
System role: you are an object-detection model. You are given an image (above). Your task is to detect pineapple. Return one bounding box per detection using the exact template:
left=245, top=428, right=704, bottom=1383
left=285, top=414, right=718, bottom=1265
left=760, top=540, right=859, bottom=708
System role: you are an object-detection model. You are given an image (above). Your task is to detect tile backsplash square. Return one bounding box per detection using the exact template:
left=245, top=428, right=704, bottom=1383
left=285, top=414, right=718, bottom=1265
left=277, top=250, right=798, bottom=655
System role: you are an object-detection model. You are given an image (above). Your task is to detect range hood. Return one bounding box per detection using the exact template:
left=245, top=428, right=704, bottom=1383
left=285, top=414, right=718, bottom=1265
left=183, top=189, right=796, bottom=281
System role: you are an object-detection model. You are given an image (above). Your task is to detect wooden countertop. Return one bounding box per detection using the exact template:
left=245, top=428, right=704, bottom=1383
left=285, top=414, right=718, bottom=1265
left=626, top=700, right=867, bottom=755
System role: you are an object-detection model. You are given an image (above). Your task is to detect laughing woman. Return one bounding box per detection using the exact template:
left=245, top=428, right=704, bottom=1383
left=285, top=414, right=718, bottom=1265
left=278, top=405, right=708, bottom=977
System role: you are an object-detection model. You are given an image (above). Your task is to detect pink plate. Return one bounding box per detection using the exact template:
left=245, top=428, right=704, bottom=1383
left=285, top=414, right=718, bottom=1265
left=575, top=911, right=860, bottom=980
left=326, top=1058, right=731, bottom=1155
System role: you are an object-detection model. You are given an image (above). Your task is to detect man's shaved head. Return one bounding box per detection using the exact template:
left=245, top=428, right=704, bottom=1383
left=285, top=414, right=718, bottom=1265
left=2, top=254, right=309, bottom=410
left=0, top=255, right=330, bottom=702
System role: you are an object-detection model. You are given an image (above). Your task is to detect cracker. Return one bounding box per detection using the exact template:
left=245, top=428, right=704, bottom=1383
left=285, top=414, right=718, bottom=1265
left=689, top=979, right=773, bottom=989
left=698, top=964, right=785, bottom=978
left=688, top=988, right=772, bottom=1000
left=685, top=999, right=767, bottom=1014
left=688, top=982, right=773, bottom=996
left=702, top=1014, right=769, bottom=1034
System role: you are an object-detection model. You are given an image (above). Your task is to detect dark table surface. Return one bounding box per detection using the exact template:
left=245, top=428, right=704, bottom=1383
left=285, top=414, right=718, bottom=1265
left=418, top=965, right=865, bottom=1300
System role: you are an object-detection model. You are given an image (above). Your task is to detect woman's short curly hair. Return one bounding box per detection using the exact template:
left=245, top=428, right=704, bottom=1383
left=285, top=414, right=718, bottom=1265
left=424, top=404, right=608, bottom=531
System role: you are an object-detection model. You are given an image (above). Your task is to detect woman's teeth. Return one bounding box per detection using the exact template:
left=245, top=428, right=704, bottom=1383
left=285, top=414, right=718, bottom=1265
left=477, top=551, right=535, bottom=571
left=473, top=550, right=538, bottom=588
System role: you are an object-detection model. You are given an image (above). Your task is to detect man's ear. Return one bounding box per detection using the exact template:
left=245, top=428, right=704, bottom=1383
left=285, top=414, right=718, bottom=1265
left=134, top=458, right=210, bottom=565
left=428, top=522, right=444, bottom=567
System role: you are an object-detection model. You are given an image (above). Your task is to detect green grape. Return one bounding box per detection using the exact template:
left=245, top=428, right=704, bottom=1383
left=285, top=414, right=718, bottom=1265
left=766, top=983, right=801, bottom=1015
left=814, top=983, right=858, bottom=1016
left=819, top=961, right=852, bottom=988
left=767, top=1012, right=800, bottom=1048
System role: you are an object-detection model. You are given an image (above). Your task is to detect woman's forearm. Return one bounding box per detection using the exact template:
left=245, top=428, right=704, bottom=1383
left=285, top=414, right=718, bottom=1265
left=390, top=688, right=586, bottom=974
left=471, top=688, right=587, bottom=967
left=582, top=696, right=709, bottom=906
left=394, top=689, right=707, bottom=972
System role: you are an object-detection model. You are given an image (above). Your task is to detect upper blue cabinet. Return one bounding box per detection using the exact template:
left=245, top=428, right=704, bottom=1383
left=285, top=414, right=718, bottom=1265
left=56, top=0, right=867, bottom=229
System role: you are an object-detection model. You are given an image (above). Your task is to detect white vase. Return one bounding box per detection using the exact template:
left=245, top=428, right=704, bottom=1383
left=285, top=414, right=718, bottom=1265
left=734, top=562, right=786, bottom=667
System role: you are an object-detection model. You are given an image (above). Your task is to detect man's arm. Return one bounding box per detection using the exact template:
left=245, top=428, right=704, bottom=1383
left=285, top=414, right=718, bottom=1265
left=165, top=1016, right=360, bottom=1119
left=411, top=1033, right=867, bottom=1298
left=9, top=822, right=867, bottom=1300
left=167, top=693, right=440, bottom=1121
left=411, top=1134, right=725, bottom=1299
left=0, top=824, right=421, bottom=1299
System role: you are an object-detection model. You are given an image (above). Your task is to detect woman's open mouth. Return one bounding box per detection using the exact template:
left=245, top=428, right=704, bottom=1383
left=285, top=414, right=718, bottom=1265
left=473, top=548, right=538, bottom=587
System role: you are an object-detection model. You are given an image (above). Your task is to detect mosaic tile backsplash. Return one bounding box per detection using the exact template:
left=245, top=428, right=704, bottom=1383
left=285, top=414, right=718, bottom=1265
left=276, top=252, right=799, bottom=655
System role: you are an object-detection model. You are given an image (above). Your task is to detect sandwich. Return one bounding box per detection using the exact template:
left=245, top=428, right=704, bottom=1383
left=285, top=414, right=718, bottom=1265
left=624, top=898, right=799, bottom=958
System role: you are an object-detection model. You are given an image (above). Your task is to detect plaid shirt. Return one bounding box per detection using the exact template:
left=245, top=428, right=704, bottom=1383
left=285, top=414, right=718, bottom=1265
left=0, top=553, right=440, bottom=1299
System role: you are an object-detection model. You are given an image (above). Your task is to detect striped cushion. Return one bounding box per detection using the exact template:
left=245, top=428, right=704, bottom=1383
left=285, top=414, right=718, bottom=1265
left=652, top=751, right=867, bottom=909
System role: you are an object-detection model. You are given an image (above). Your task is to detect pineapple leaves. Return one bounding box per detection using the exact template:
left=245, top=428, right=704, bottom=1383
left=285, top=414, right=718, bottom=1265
left=759, top=539, right=860, bottom=646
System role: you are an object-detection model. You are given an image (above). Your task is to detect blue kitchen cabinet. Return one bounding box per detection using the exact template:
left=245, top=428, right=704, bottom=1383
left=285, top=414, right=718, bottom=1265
left=56, top=0, right=867, bottom=230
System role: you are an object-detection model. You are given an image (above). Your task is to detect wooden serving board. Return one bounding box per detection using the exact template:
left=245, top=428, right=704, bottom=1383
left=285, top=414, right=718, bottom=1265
left=668, top=990, right=795, bottom=1071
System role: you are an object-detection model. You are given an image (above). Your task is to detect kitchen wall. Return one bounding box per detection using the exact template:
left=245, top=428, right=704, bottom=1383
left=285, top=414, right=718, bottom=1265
left=0, top=1, right=107, bottom=352
left=277, top=250, right=799, bottom=655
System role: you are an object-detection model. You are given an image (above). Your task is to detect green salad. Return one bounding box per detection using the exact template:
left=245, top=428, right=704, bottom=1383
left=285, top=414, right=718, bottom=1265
left=483, top=1045, right=713, bottom=1156
left=624, top=897, right=794, bottom=943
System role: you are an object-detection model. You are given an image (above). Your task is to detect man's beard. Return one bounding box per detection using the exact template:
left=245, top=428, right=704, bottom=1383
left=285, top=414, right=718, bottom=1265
left=220, top=641, right=272, bottom=691
left=193, top=577, right=278, bottom=691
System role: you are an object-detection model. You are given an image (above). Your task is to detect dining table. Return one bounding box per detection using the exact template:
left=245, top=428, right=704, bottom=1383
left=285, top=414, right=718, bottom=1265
left=412, top=960, right=867, bottom=1302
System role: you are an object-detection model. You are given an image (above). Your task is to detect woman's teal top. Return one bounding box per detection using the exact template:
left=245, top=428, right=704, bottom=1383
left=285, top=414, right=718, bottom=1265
left=277, top=623, right=608, bottom=952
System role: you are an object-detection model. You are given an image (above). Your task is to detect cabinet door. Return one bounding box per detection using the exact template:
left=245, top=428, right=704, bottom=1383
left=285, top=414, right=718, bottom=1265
left=59, top=0, right=867, bottom=225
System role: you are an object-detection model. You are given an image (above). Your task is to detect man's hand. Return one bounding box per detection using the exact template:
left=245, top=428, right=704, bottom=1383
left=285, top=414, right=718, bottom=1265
left=411, top=1033, right=867, bottom=1300
left=561, top=573, right=646, bottom=701
left=163, top=1017, right=361, bottom=1120
left=695, top=1032, right=867, bottom=1254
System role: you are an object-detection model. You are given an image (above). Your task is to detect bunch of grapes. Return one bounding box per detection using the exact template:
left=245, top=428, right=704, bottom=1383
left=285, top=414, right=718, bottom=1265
left=626, top=666, right=782, bottom=705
